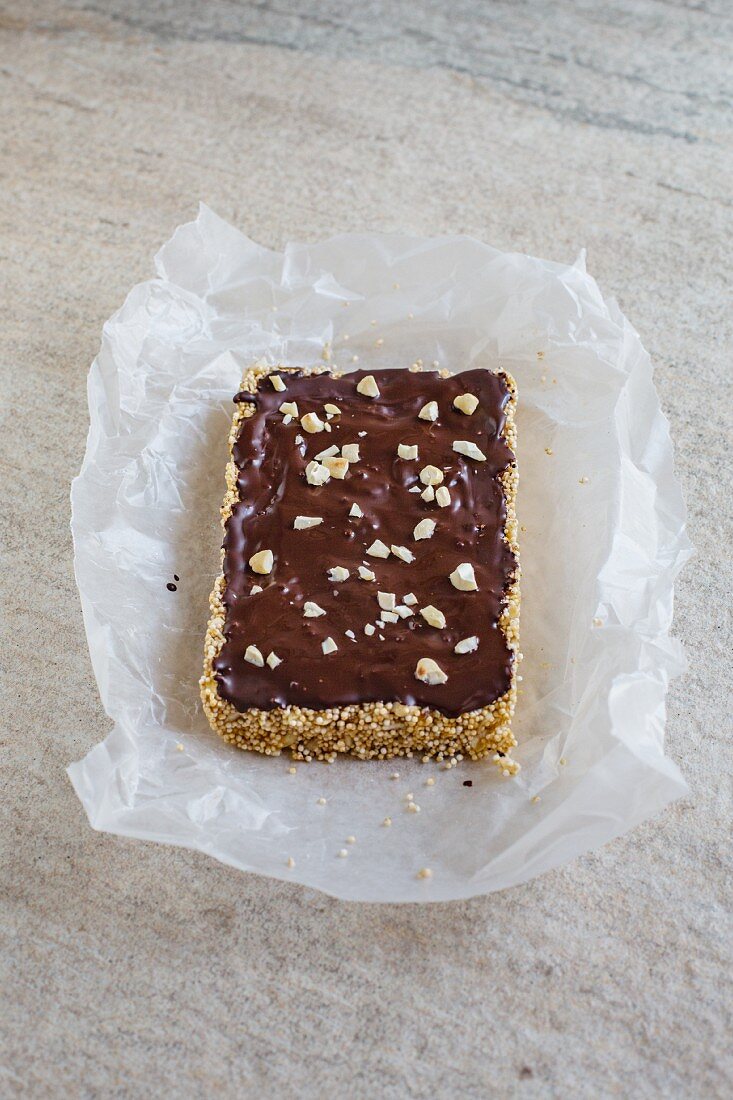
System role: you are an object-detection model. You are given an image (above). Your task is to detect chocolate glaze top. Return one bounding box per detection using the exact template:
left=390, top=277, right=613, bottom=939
left=213, top=368, right=517, bottom=717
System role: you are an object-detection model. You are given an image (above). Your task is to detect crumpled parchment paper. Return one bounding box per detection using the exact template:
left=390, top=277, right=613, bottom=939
left=68, top=205, right=691, bottom=902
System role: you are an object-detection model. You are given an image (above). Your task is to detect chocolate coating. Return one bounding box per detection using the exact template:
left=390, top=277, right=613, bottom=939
left=213, top=368, right=516, bottom=717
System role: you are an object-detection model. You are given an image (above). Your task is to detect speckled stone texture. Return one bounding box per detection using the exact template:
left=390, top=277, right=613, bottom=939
left=1, top=3, right=731, bottom=1097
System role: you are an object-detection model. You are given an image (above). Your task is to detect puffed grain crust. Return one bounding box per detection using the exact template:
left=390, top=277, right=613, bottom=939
left=200, top=363, right=520, bottom=766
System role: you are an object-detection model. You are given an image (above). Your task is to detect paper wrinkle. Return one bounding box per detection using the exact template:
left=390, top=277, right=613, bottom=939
left=68, top=204, right=691, bottom=902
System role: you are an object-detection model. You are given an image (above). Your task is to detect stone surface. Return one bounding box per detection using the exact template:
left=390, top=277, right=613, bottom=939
left=1, top=2, right=731, bottom=1097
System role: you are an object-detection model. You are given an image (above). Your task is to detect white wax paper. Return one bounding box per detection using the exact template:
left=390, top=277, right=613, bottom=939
left=68, top=205, right=691, bottom=902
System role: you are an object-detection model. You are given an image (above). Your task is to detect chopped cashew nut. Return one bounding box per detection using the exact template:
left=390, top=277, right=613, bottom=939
left=270, top=375, right=286, bottom=392
left=409, top=486, right=422, bottom=494
left=249, top=549, right=273, bottom=574
left=356, top=375, right=380, bottom=398
left=266, top=651, right=283, bottom=668
left=397, top=443, right=419, bottom=460
left=315, top=444, right=339, bottom=460
left=454, top=636, right=479, bottom=654
left=435, top=486, right=451, bottom=507
left=303, top=601, right=326, bottom=617
left=402, top=592, right=417, bottom=605
left=413, top=518, right=436, bottom=541
left=419, top=465, right=444, bottom=486
left=344, top=629, right=356, bottom=640
left=450, top=562, right=479, bottom=591
left=341, top=443, right=360, bottom=463
left=453, top=393, right=479, bottom=415
left=322, top=455, right=349, bottom=479
left=321, top=637, right=338, bottom=654
left=418, top=401, right=439, bottom=421
left=305, top=460, right=331, bottom=486
left=327, top=566, right=350, bottom=582
left=301, top=411, right=326, bottom=434
left=380, top=611, right=399, bottom=624
left=420, top=605, right=446, bottom=629
left=349, top=503, right=363, bottom=518
left=453, top=440, right=487, bottom=461
left=364, top=623, right=376, bottom=635
left=366, top=540, right=390, bottom=558
left=415, top=657, right=448, bottom=685
left=394, top=604, right=413, bottom=618
left=244, top=645, right=264, bottom=667
left=293, top=516, right=323, bottom=529
left=377, top=591, right=396, bottom=611
left=421, top=485, right=435, bottom=502
left=324, top=403, right=341, bottom=417
left=358, top=565, right=376, bottom=580
left=391, top=544, right=415, bottom=563
left=279, top=401, right=299, bottom=417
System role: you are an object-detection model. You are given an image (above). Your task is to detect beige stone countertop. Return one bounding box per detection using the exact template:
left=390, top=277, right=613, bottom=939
left=2, top=3, right=731, bottom=1097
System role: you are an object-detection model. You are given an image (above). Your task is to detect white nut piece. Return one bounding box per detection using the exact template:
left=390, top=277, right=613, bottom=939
left=358, top=565, right=376, bottom=581
left=408, top=486, right=422, bottom=494
left=249, top=549, right=274, bottom=574
left=394, top=604, right=413, bottom=618
left=418, top=400, right=439, bottom=422
left=324, top=403, right=341, bottom=417
left=322, top=455, right=349, bottom=479
left=356, top=374, right=380, bottom=398
left=251, top=585, right=263, bottom=594
left=450, top=562, right=479, bottom=591
left=279, top=401, right=299, bottom=417
left=420, top=604, right=446, bottom=629
left=328, top=566, right=350, bottom=582
left=453, top=439, right=487, bottom=461
left=303, top=601, right=327, bottom=617
left=397, top=443, right=419, bottom=460
left=366, top=540, right=390, bottom=559
left=349, top=503, right=363, bottom=518
left=341, top=443, right=360, bottom=463
left=453, top=393, right=479, bottom=415
left=364, top=623, right=376, bottom=636
left=402, top=592, right=417, bottom=605
left=415, top=657, right=448, bottom=685
left=454, top=635, right=479, bottom=654
left=321, top=636, right=338, bottom=655
left=413, top=518, right=436, bottom=541
left=419, top=465, right=444, bottom=486
left=293, top=516, right=323, bottom=529
left=377, top=591, right=396, bottom=611
left=421, top=485, right=435, bottom=502
left=301, top=411, right=326, bottom=434
left=345, top=629, right=356, bottom=640
left=379, top=611, right=399, bottom=624
left=244, top=644, right=264, bottom=667
left=315, top=444, right=339, bottom=460
left=270, top=375, right=286, bottom=392
left=266, top=651, right=283, bottom=668
left=391, top=544, right=415, bottom=563
left=435, top=486, right=451, bottom=508
left=305, top=460, right=331, bottom=486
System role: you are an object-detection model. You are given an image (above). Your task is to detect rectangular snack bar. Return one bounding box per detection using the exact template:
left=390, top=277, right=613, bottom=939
left=200, top=363, right=520, bottom=764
